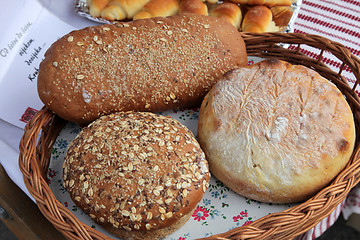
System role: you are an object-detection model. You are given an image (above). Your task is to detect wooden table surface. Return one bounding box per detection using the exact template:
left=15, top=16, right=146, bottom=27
left=0, top=163, right=65, bottom=240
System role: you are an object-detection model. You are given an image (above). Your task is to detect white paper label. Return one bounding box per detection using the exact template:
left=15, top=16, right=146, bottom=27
left=0, top=0, right=76, bottom=128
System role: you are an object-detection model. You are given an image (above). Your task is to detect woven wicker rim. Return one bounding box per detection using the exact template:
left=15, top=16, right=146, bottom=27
left=19, top=32, right=360, bottom=240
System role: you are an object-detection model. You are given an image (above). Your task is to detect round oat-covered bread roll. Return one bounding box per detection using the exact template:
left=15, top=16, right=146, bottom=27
left=63, top=111, right=210, bottom=239
left=198, top=59, right=355, bottom=204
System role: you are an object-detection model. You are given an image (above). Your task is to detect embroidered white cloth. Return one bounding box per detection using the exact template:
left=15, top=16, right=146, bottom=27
left=0, top=0, right=359, bottom=239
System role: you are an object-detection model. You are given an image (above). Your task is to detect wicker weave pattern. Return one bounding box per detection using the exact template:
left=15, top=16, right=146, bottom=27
left=19, top=33, right=360, bottom=240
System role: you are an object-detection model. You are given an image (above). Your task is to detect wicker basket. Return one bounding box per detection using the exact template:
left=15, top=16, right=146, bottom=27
left=19, top=32, right=360, bottom=240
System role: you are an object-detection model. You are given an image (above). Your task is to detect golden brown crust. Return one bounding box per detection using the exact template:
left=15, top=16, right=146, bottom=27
left=87, top=0, right=110, bottom=17
left=100, top=0, right=150, bottom=20
left=270, top=6, right=294, bottom=28
left=63, top=111, right=210, bottom=239
left=37, top=14, right=247, bottom=124
left=198, top=59, right=356, bottom=203
left=179, top=0, right=208, bottom=16
left=228, top=0, right=292, bottom=7
left=133, top=0, right=180, bottom=19
left=210, top=2, right=242, bottom=29
left=106, top=207, right=195, bottom=240
left=241, top=5, right=279, bottom=32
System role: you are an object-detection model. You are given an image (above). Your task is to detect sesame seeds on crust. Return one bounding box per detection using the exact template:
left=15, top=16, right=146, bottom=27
left=37, top=14, right=247, bottom=125
left=63, top=111, right=210, bottom=232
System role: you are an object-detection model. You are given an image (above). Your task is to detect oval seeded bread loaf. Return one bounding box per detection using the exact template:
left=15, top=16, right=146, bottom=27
left=198, top=59, right=355, bottom=203
left=37, top=13, right=247, bottom=125
left=63, top=111, right=210, bottom=239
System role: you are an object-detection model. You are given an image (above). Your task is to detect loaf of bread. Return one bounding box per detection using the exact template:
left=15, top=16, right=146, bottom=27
left=241, top=5, right=279, bottom=32
left=198, top=59, right=355, bottom=203
left=37, top=14, right=247, bottom=124
left=210, top=2, right=242, bottom=29
left=100, top=0, right=150, bottom=21
left=63, top=111, right=210, bottom=239
left=133, top=0, right=179, bottom=19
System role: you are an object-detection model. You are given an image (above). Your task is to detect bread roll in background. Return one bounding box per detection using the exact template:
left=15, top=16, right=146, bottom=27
left=37, top=14, right=247, bottom=125
left=204, top=0, right=218, bottom=4
left=210, top=2, right=242, bottom=29
left=87, top=0, right=294, bottom=33
left=87, top=0, right=110, bottom=17
left=179, top=0, right=208, bottom=16
left=133, top=0, right=179, bottom=19
left=100, top=0, right=150, bottom=21
left=228, top=0, right=292, bottom=7
left=198, top=59, right=355, bottom=203
left=242, top=5, right=279, bottom=32
left=63, top=111, right=210, bottom=239
left=270, top=6, right=294, bottom=28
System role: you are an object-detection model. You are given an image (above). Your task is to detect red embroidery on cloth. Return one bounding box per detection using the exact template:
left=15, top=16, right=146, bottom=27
left=297, top=14, right=360, bottom=38
left=19, top=107, right=38, bottom=123
left=303, top=0, right=360, bottom=18
left=294, top=26, right=360, bottom=53
left=320, top=0, right=360, bottom=11
left=300, top=7, right=360, bottom=31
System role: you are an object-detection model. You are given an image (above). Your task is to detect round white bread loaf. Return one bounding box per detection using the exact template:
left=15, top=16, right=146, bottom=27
left=198, top=59, right=355, bottom=203
left=63, top=111, right=210, bottom=239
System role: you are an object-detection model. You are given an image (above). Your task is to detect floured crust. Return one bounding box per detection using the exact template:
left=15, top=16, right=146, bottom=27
left=63, top=111, right=210, bottom=239
left=37, top=13, right=247, bottom=125
left=198, top=59, right=356, bottom=203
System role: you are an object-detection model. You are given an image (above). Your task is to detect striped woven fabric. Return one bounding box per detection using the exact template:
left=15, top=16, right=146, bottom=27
left=292, top=0, right=360, bottom=92
left=296, top=201, right=345, bottom=240
left=293, top=1, right=360, bottom=239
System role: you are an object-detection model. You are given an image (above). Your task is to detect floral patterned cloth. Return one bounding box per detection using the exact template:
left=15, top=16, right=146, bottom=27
left=48, top=106, right=296, bottom=240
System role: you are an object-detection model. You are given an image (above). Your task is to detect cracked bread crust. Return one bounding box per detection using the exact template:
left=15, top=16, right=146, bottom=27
left=198, top=59, right=355, bottom=203
left=63, top=111, right=210, bottom=239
